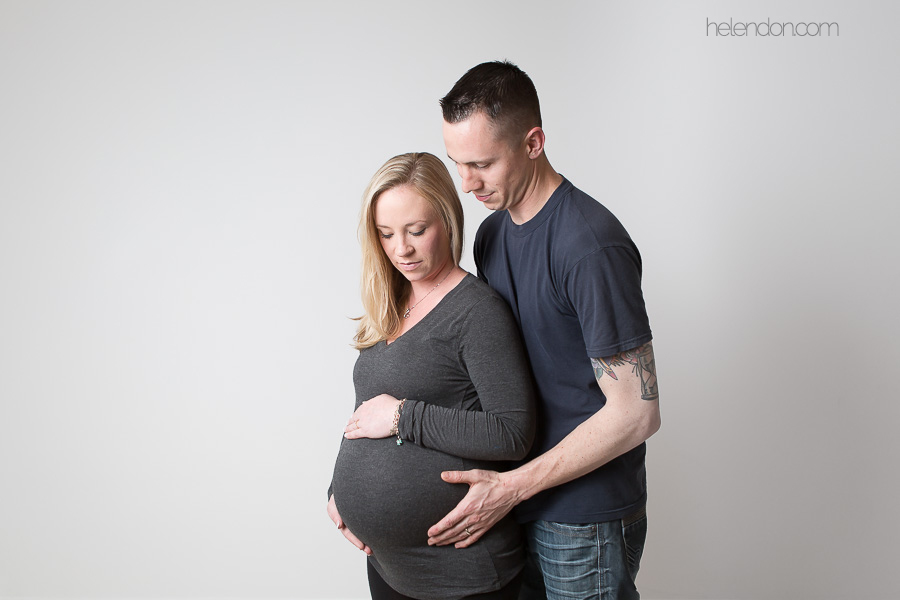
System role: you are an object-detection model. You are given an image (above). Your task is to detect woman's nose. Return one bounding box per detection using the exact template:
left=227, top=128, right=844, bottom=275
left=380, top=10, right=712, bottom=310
left=395, top=236, right=414, bottom=257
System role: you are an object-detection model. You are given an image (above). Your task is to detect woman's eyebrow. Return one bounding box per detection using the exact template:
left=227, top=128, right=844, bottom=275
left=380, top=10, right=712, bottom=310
left=375, top=220, right=428, bottom=229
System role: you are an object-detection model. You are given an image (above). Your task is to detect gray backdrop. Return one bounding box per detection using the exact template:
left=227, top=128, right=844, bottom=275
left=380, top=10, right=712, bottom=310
left=1, top=1, right=898, bottom=599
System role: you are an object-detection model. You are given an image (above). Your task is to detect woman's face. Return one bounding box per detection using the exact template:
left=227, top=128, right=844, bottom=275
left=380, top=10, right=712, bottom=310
left=374, top=185, right=453, bottom=285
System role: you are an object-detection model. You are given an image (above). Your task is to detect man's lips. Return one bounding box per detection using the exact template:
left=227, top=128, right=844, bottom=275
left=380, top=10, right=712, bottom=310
left=474, top=193, right=492, bottom=202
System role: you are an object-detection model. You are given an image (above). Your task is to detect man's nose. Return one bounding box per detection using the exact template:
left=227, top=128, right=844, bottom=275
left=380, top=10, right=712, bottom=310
left=459, top=166, right=479, bottom=194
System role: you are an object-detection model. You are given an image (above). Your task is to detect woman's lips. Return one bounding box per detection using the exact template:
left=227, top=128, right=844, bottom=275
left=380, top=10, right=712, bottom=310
left=399, top=261, right=422, bottom=271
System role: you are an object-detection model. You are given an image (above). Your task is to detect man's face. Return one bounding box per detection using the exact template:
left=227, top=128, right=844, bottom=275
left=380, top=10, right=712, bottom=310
left=442, top=111, right=532, bottom=213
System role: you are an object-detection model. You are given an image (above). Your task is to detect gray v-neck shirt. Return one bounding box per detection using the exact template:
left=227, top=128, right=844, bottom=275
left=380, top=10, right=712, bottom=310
left=331, top=274, right=536, bottom=599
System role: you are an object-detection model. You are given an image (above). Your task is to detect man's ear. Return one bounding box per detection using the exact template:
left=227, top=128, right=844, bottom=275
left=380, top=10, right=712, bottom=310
left=523, top=126, right=546, bottom=160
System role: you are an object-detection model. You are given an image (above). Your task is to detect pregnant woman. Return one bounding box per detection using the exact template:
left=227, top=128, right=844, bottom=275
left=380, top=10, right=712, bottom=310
left=327, top=152, right=536, bottom=599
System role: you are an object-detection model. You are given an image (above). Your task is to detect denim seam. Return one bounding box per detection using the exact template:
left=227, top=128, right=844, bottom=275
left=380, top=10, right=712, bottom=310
left=594, top=522, right=604, bottom=600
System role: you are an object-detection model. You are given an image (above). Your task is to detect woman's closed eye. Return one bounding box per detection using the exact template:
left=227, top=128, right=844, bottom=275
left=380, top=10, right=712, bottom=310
left=379, top=227, right=425, bottom=239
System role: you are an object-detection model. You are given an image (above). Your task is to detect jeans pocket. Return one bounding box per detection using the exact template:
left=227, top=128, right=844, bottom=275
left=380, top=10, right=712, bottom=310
left=622, top=511, right=647, bottom=582
left=543, top=521, right=597, bottom=539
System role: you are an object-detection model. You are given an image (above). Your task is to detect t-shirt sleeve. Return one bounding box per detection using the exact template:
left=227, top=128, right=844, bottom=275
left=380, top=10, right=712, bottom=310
left=400, top=295, right=536, bottom=461
left=564, top=245, right=653, bottom=358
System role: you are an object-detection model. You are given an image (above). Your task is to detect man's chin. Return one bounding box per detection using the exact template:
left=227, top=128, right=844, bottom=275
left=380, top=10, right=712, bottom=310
left=475, top=195, right=502, bottom=211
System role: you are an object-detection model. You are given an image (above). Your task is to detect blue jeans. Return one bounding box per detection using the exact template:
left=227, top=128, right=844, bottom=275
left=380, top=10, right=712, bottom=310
left=519, top=507, right=647, bottom=600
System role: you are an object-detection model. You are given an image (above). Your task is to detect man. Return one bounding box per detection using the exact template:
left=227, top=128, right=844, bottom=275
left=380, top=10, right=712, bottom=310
left=428, top=61, right=661, bottom=599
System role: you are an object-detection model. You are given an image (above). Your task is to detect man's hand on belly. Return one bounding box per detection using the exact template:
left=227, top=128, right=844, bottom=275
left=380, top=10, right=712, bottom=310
left=426, top=469, right=520, bottom=548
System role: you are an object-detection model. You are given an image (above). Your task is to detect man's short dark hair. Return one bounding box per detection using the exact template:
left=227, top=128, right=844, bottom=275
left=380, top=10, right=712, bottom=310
left=440, top=60, right=542, bottom=142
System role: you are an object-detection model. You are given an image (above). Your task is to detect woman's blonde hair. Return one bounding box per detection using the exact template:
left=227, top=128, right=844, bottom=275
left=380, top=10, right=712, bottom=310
left=353, top=152, right=464, bottom=349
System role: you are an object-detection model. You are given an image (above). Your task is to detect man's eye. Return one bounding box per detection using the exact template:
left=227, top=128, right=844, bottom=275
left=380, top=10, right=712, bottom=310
left=410, top=228, right=426, bottom=237
left=475, top=164, right=489, bottom=169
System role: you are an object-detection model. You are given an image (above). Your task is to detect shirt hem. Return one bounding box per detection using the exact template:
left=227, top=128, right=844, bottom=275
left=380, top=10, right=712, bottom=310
left=514, top=492, right=647, bottom=525
left=585, top=332, right=653, bottom=359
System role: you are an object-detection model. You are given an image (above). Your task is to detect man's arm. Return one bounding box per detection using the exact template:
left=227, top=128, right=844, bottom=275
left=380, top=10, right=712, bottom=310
left=427, top=341, right=660, bottom=548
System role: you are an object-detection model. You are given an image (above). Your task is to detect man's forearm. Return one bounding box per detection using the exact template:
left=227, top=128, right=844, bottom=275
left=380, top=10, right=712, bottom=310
left=501, top=400, right=660, bottom=503
left=426, top=355, right=661, bottom=548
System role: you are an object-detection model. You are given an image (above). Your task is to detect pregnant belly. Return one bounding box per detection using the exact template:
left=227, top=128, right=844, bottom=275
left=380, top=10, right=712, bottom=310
left=331, top=437, right=469, bottom=550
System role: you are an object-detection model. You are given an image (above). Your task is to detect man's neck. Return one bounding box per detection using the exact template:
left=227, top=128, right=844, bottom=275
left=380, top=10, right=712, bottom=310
left=507, top=159, right=564, bottom=225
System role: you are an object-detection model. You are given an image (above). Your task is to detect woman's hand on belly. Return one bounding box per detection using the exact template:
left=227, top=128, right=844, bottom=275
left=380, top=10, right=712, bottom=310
left=327, top=494, right=372, bottom=555
left=344, top=394, right=401, bottom=440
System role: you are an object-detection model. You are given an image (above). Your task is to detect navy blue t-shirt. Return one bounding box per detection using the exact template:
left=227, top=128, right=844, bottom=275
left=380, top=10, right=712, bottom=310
left=474, top=177, right=653, bottom=523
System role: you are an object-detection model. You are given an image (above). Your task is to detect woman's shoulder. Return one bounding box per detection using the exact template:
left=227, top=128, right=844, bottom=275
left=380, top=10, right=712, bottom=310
left=451, top=273, right=502, bottom=303
left=449, top=274, right=515, bottom=323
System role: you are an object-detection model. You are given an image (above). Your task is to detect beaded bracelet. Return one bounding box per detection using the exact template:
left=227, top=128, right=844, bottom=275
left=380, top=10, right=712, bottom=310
left=390, top=398, right=406, bottom=445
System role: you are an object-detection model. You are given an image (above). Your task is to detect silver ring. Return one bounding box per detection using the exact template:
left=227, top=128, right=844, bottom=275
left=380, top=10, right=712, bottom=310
left=464, top=527, right=472, bottom=536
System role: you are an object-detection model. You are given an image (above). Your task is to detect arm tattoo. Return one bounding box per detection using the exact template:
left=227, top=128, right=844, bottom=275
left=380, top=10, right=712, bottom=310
left=590, top=342, right=659, bottom=401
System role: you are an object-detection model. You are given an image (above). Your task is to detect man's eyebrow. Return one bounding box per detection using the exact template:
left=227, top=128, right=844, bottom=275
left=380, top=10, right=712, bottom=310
left=447, top=153, right=488, bottom=166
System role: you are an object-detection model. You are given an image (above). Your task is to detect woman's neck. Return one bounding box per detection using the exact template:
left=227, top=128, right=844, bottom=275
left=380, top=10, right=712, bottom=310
left=408, top=262, right=459, bottom=301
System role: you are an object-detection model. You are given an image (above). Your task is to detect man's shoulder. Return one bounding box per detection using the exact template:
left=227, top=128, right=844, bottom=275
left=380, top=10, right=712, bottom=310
left=550, top=181, right=636, bottom=261
left=474, top=210, right=506, bottom=240
left=473, top=211, right=508, bottom=264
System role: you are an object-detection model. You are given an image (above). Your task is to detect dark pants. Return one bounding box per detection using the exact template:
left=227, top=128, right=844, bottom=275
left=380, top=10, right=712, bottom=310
left=367, top=560, right=524, bottom=600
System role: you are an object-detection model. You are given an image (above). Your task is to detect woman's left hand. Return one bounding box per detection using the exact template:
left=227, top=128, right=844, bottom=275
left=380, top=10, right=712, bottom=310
left=344, top=394, right=401, bottom=439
